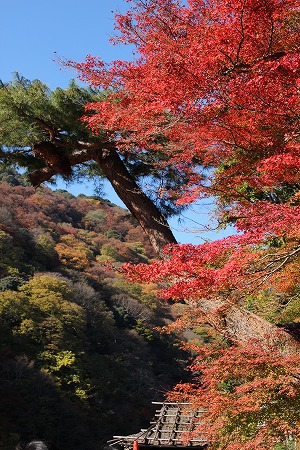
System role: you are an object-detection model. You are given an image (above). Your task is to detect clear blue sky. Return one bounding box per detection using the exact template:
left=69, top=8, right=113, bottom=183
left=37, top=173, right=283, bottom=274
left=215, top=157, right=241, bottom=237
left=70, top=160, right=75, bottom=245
left=1, top=0, right=132, bottom=88
left=1, top=0, right=234, bottom=243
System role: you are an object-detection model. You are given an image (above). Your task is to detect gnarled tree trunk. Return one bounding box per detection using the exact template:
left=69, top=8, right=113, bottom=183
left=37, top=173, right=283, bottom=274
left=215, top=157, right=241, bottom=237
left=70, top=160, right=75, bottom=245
left=94, top=148, right=177, bottom=258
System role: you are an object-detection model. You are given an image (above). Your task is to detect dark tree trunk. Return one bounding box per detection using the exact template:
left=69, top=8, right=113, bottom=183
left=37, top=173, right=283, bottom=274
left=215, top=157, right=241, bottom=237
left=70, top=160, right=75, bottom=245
left=95, top=148, right=177, bottom=257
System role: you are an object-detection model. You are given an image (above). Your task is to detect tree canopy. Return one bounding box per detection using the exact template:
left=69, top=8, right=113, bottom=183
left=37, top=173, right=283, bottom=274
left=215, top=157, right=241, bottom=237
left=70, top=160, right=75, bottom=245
left=0, top=174, right=188, bottom=449
left=0, top=0, right=300, bottom=447
left=67, top=0, right=300, bottom=447
left=0, top=74, right=189, bottom=255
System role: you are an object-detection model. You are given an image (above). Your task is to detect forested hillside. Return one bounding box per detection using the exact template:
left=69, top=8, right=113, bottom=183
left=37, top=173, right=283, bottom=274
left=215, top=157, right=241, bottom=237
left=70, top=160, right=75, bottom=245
left=0, top=168, right=188, bottom=450
left=1, top=0, right=299, bottom=447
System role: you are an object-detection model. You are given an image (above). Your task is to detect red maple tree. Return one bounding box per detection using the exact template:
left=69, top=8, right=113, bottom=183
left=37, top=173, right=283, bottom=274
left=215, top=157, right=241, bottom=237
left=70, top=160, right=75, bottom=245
left=68, top=0, right=300, bottom=447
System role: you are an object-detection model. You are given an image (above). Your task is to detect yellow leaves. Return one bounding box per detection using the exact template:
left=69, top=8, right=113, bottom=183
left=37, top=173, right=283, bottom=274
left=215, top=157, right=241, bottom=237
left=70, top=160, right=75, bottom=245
left=0, top=230, right=25, bottom=273
left=17, top=318, right=36, bottom=336
left=98, top=243, right=120, bottom=262
left=75, top=387, right=90, bottom=399
left=244, top=246, right=300, bottom=323
left=39, top=350, right=91, bottom=398
left=0, top=229, right=8, bottom=241
left=55, top=234, right=94, bottom=269
left=19, top=275, right=70, bottom=314
left=49, top=350, right=76, bottom=371
left=0, top=290, right=30, bottom=322
left=21, top=274, right=70, bottom=294
left=0, top=273, right=90, bottom=399
left=37, top=233, right=56, bottom=253
left=28, top=193, right=52, bottom=209
left=3, top=274, right=86, bottom=343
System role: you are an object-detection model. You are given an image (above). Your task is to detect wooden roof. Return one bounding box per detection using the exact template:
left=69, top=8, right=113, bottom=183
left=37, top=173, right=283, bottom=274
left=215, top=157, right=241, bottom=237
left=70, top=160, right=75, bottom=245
left=108, top=402, right=208, bottom=449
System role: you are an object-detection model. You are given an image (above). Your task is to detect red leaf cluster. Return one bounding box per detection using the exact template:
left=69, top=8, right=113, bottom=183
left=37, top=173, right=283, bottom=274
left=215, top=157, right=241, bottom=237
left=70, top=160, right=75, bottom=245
left=67, top=0, right=300, bottom=446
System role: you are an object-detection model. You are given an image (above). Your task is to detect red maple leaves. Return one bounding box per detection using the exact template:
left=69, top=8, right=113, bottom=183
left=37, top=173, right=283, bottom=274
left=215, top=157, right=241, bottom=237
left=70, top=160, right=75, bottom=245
left=67, top=0, right=300, bottom=447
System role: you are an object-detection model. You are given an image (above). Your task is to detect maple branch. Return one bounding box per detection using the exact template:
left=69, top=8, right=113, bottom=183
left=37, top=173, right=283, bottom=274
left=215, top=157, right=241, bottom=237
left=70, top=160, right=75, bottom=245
left=125, top=21, right=148, bottom=46
left=266, top=16, right=275, bottom=55
left=218, top=49, right=235, bottom=66
left=235, top=0, right=246, bottom=64
left=262, top=0, right=275, bottom=54
left=217, top=119, right=253, bottom=147
left=249, top=245, right=300, bottom=289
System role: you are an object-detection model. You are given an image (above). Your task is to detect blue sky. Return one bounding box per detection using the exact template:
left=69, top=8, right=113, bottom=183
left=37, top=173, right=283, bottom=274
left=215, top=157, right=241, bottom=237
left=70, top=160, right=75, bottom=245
left=1, top=0, right=132, bottom=88
left=1, top=0, right=234, bottom=244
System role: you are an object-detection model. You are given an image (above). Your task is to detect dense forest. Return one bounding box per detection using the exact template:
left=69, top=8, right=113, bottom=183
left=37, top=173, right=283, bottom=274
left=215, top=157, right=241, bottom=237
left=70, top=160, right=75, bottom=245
left=0, top=167, right=189, bottom=450
left=1, top=0, right=300, bottom=447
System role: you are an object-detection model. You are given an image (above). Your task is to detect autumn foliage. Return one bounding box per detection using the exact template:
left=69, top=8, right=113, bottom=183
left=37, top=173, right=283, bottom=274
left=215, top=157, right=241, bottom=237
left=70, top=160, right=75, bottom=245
left=0, top=174, right=191, bottom=449
left=67, top=0, right=300, bottom=448
left=69, top=0, right=300, bottom=295
left=170, top=341, right=300, bottom=450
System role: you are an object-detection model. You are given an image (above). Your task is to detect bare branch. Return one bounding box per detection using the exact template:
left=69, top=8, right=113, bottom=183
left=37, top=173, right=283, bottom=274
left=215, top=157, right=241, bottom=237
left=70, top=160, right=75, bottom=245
left=249, top=245, right=300, bottom=289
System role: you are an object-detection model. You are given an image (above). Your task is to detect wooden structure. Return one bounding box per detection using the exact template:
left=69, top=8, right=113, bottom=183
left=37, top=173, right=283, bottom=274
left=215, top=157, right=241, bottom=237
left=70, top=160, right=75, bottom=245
left=108, top=402, right=208, bottom=449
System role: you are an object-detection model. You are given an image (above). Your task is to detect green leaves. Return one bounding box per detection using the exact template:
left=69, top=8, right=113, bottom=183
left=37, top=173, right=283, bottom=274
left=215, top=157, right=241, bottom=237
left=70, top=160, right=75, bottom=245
left=0, top=274, right=89, bottom=397
left=0, top=76, right=53, bottom=147
left=0, top=75, right=99, bottom=160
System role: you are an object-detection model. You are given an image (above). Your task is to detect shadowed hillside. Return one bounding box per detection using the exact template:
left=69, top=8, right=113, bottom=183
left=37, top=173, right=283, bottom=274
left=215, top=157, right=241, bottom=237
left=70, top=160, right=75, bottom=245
left=0, top=168, right=189, bottom=450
